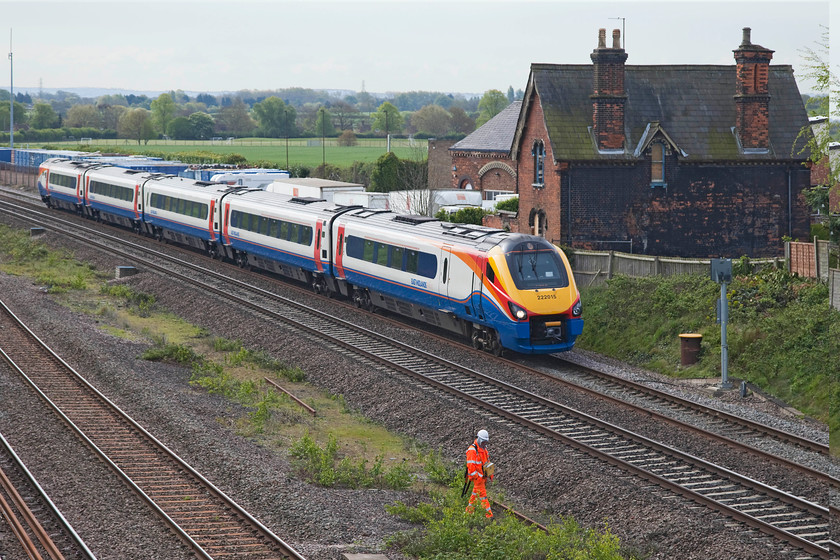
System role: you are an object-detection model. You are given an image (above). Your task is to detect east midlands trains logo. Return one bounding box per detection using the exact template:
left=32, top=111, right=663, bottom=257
left=411, top=278, right=428, bottom=288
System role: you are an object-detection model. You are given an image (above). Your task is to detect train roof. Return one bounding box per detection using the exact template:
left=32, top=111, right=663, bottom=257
left=145, top=174, right=239, bottom=195
left=339, top=206, right=527, bottom=251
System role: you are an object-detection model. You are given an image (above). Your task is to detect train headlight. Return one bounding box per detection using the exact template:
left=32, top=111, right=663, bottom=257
left=508, top=301, right=528, bottom=321
left=572, top=299, right=582, bottom=317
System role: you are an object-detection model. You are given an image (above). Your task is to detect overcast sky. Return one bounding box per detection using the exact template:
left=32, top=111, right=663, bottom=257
left=0, top=0, right=833, bottom=98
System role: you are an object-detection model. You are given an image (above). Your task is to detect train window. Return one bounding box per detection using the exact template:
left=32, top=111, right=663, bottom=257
left=51, top=173, right=76, bottom=190
left=405, top=250, right=419, bottom=274
left=441, top=258, right=448, bottom=284
left=269, top=219, right=279, bottom=238
left=346, top=235, right=362, bottom=258
left=363, top=239, right=374, bottom=262
left=486, top=262, right=496, bottom=284
left=289, top=223, right=300, bottom=243
left=390, top=246, right=404, bottom=270
left=178, top=198, right=187, bottom=215
left=301, top=226, right=313, bottom=245
left=375, top=243, right=389, bottom=267
left=505, top=242, right=569, bottom=290
left=338, top=234, right=343, bottom=256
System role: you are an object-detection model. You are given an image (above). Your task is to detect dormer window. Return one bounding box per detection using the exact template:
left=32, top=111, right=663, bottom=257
left=650, top=142, right=666, bottom=187
left=532, top=140, right=545, bottom=188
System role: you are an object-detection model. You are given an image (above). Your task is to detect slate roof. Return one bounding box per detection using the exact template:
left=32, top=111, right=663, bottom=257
left=524, top=64, right=811, bottom=162
left=450, top=101, right=522, bottom=153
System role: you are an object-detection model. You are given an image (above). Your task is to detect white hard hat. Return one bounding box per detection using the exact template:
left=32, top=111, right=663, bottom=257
left=477, top=429, right=489, bottom=442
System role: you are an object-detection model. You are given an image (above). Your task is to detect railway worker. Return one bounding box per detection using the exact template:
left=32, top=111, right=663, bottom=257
left=464, top=429, right=494, bottom=518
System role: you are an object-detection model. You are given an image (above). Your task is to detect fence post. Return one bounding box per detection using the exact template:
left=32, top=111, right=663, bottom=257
left=654, top=255, right=661, bottom=276
left=607, top=250, right=614, bottom=279
left=814, top=237, right=820, bottom=281
left=784, top=241, right=790, bottom=273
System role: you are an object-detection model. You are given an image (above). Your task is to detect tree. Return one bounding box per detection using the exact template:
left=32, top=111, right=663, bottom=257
left=151, top=93, right=178, bottom=136
left=0, top=101, right=28, bottom=129
left=476, top=89, right=508, bottom=127
left=337, top=130, right=357, bottom=146
left=372, top=101, right=404, bottom=137
left=99, top=104, right=127, bottom=131
left=369, top=151, right=402, bottom=192
left=315, top=107, right=336, bottom=137
left=196, top=93, right=217, bottom=106
left=331, top=100, right=358, bottom=131
left=118, top=108, right=155, bottom=145
left=448, top=106, right=475, bottom=135
left=252, top=96, right=296, bottom=137
left=167, top=116, right=193, bottom=140
left=29, top=102, right=59, bottom=129
left=412, top=104, right=452, bottom=137
left=216, top=98, right=256, bottom=137
left=796, top=26, right=839, bottom=245
left=65, top=104, right=101, bottom=128
left=188, top=112, right=215, bottom=140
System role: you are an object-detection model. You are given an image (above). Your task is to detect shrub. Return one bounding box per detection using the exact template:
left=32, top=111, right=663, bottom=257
left=337, top=129, right=358, bottom=146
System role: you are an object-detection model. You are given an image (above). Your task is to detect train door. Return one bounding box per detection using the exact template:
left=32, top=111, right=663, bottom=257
left=471, top=257, right=485, bottom=320
left=439, top=245, right=454, bottom=312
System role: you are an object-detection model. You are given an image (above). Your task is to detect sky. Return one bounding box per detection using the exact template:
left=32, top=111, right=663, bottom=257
left=0, top=0, right=833, bottom=98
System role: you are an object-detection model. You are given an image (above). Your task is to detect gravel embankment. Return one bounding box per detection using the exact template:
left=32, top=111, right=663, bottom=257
left=0, top=204, right=829, bottom=559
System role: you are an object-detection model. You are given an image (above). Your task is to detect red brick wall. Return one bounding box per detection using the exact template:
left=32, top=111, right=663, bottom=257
left=517, top=90, right=564, bottom=242
left=449, top=151, right=516, bottom=194
left=427, top=140, right=456, bottom=190
left=733, top=36, right=773, bottom=150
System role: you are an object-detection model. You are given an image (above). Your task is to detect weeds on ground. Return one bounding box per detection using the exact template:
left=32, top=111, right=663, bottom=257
left=288, top=432, right=413, bottom=490
left=385, top=479, right=630, bottom=559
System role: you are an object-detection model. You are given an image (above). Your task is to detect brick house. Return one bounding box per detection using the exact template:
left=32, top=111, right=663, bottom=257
left=450, top=27, right=812, bottom=258
left=449, top=101, right=520, bottom=202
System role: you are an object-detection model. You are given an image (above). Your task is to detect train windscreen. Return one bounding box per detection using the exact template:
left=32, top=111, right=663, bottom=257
left=505, top=241, right=569, bottom=290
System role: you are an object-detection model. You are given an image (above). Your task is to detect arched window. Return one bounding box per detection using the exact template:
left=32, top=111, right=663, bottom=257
left=650, top=142, right=665, bottom=186
left=532, top=140, right=545, bottom=188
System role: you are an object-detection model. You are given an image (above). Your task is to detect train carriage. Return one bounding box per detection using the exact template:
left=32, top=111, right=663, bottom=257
left=220, top=191, right=351, bottom=285
left=141, top=177, right=234, bottom=253
left=37, top=158, right=105, bottom=214
left=332, top=209, right=583, bottom=354
left=82, top=165, right=152, bottom=230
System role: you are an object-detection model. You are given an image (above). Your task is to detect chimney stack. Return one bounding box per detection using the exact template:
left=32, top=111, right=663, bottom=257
left=733, top=27, right=774, bottom=150
left=591, top=28, right=628, bottom=151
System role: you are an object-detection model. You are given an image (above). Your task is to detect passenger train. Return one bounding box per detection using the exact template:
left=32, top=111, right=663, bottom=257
left=36, top=158, right=583, bottom=355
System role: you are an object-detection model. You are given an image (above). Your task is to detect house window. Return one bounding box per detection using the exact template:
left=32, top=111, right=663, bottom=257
left=532, top=140, right=545, bottom=188
left=650, top=142, right=666, bottom=186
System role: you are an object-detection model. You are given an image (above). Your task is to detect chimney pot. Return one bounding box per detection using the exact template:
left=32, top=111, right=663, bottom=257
left=598, top=28, right=606, bottom=49
left=612, top=29, right=621, bottom=49
left=741, top=27, right=751, bottom=47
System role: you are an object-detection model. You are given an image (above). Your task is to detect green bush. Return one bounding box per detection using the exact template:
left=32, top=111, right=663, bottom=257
left=495, top=197, right=518, bottom=212
left=385, top=484, right=629, bottom=559
left=288, top=432, right=415, bottom=489
left=578, top=269, right=838, bottom=422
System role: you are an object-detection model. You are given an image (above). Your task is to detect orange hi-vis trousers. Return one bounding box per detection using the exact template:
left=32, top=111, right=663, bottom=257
left=465, top=476, right=493, bottom=518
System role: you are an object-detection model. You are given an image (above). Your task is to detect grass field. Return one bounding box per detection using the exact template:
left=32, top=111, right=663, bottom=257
left=45, top=137, right=429, bottom=168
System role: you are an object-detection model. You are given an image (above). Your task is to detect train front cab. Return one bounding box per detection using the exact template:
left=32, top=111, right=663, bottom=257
left=488, top=237, right=583, bottom=354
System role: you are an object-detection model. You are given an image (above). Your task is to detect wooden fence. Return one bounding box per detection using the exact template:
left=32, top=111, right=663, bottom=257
left=0, top=163, right=37, bottom=189
left=786, top=239, right=834, bottom=282
left=570, top=249, right=779, bottom=288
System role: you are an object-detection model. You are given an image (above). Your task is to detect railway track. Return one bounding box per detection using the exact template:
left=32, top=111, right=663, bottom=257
left=0, top=431, right=95, bottom=560
left=0, top=194, right=833, bottom=558
left=0, top=299, right=306, bottom=560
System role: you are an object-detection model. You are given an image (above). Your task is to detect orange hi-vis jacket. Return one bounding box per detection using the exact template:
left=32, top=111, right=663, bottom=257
left=466, top=439, right=489, bottom=480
